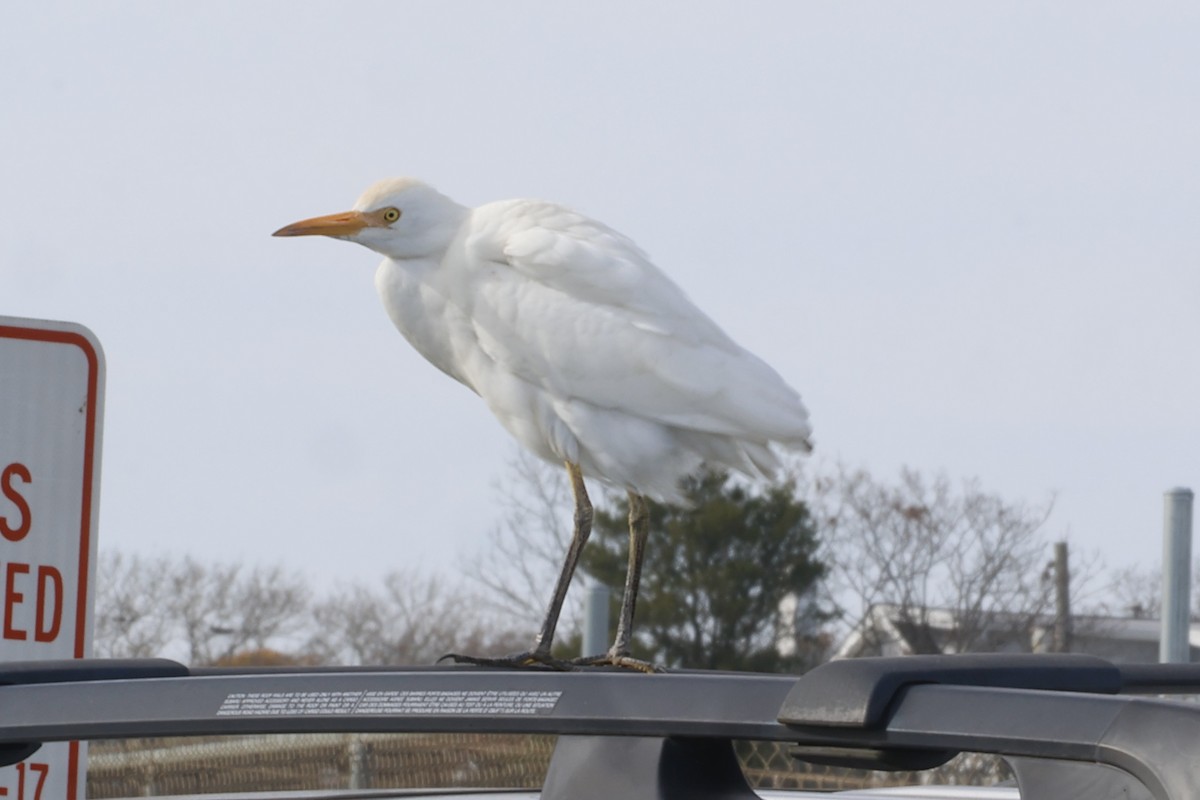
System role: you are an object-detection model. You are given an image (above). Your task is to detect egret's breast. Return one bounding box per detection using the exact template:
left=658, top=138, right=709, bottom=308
left=374, top=258, right=475, bottom=390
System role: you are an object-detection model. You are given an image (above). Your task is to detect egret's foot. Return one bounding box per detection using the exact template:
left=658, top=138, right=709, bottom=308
left=572, top=652, right=664, bottom=674
left=437, top=650, right=574, bottom=671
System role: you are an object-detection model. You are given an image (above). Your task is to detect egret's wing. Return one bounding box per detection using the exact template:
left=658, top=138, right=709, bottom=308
left=463, top=200, right=812, bottom=448
left=468, top=200, right=726, bottom=337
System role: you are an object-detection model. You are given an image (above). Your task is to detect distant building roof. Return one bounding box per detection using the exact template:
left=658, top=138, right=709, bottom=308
left=835, top=603, right=1200, bottom=663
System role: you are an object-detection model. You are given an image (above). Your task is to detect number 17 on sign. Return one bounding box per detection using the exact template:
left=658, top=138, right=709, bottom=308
left=0, top=761, right=50, bottom=800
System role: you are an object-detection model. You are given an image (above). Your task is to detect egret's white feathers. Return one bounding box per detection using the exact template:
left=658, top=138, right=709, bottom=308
left=332, top=178, right=811, bottom=502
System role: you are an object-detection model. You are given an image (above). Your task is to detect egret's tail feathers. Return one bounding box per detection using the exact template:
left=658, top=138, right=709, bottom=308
left=740, top=440, right=784, bottom=478
left=673, top=430, right=799, bottom=483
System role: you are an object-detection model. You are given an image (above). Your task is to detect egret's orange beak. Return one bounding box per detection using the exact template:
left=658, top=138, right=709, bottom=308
left=273, top=211, right=368, bottom=238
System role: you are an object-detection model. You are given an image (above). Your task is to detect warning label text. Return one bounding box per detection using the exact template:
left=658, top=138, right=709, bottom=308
left=216, top=689, right=562, bottom=717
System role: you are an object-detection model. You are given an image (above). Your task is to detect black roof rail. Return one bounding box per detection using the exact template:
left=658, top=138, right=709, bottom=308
left=778, top=652, right=1123, bottom=727
left=0, top=658, right=188, bottom=685
left=1, top=655, right=1200, bottom=800
left=1117, top=661, right=1200, bottom=694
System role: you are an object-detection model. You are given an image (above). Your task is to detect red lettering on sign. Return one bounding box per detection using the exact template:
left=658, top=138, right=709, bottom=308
left=16, top=761, right=50, bottom=800
left=4, top=562, right=29, bottom=640
left=0, top=463, right=32, bottom=542
left=35, top=566, right=62, bottom=643
left=0, top=562, right=66, bottom=642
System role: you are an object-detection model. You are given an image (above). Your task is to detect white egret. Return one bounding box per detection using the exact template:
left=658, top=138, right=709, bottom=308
left=274, top=178, right=812, bottom=671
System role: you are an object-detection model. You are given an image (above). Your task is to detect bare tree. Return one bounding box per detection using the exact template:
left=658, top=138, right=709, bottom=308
left=94, top=551, right=311, bottom=664
left=811, top=466, right=1062, bottom=654
left=94, top=549, right=528, bottom=667
left=309, top=569, right=526, bottom=665
left=1102, top=561, right=1200, bottom=622
left=94, top=551, right=175, bottom=658
left=165, top=557, right=311, bottom=665
left=1104, top=564, right=1163, bottom=620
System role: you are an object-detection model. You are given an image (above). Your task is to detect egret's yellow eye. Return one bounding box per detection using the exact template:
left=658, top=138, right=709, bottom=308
left=382, top=207, right=401, bottom=223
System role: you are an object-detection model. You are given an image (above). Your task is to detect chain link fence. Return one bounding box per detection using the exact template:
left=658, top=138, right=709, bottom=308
left=87, top=735, right=1010, bottom=797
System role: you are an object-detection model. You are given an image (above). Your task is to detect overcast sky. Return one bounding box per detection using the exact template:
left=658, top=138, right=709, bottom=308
left=3, top=3, right=1197, bottom=595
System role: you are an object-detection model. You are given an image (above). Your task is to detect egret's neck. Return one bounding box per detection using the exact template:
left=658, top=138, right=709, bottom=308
left=402, top=204, right=470, bottom=260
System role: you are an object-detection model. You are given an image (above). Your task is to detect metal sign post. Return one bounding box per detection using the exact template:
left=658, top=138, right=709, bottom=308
left=0, top=316, right=105, bottom=800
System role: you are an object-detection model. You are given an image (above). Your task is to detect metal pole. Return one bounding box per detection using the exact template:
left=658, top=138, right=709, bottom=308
left=1053, top=542, right=1071, bottom=653
left=348, top=735, right=369, bottom=789
left=582, top=584, right=610, bottom=657
left=1160, top=488, right=1195, bottom=663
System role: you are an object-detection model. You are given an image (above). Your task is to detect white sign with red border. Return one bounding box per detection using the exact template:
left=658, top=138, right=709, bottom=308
left=0, top=316, right=104, bottom=800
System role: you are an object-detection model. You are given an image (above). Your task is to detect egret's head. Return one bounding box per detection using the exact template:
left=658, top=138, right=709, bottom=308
left=273, top=178, right=467, bottom=259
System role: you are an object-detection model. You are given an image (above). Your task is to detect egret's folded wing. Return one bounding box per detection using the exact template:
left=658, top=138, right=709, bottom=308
left=464, top=200, right=811, bottom=447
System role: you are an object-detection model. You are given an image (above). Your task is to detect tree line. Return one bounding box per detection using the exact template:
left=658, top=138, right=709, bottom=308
left=94, top=455, right=1152, bottom=670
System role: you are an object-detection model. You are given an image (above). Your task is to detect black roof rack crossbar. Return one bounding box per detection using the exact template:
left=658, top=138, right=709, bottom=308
left=2, top=657, right=1200, bottom=799
left=0, top=665, right=798, bottom=743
